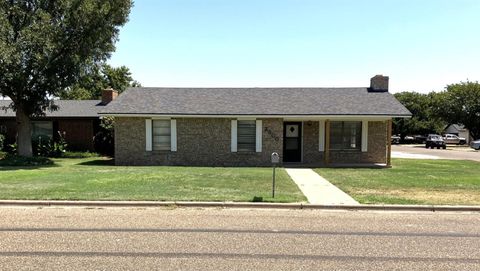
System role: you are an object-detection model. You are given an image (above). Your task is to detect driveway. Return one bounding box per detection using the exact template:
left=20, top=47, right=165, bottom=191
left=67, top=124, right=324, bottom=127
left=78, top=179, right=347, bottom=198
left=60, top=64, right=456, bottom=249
left=0, top=207, right=480, bottom=270
left=392, top=145, right=480, bottom=162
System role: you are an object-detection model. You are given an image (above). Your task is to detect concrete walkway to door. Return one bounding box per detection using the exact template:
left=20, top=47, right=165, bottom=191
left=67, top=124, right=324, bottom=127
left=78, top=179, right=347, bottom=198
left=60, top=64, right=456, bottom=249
left=286, top=168, right=359, bottom=205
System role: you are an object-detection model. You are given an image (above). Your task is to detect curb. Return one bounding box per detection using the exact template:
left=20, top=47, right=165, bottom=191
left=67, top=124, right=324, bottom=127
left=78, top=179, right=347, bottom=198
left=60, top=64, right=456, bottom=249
left=0, top=200, right=479, bottom=212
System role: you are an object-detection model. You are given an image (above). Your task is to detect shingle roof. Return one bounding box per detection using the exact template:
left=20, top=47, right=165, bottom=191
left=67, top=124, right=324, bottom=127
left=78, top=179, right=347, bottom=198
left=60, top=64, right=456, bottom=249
left=0, top=100, right=103, bottom=118
left=101, top=87, right=411, bottom=117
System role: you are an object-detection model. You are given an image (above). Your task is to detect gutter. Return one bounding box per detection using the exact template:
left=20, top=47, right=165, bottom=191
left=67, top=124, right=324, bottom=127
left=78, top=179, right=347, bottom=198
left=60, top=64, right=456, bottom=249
left=0, top=200, right=478, bottom=212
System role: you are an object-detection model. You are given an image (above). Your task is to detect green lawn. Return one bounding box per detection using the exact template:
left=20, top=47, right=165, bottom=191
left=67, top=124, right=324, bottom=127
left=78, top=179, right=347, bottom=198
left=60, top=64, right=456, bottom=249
left=315, top=159, right=480, bottom=205
left=0, top=157, right=306, bottom=203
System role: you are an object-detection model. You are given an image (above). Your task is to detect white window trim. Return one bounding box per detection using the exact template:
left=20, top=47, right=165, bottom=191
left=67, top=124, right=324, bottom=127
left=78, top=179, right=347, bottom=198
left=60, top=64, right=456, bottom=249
left=170, top=119, right=177, bottom=152
left=361, top=121, right=368, bottom=152
left=319, top=120, right=325, bottom=152
left=147, top=118, right=177, bottom=152
left=231, top=120, right=237, bottom=152
left=255, top=120, right=262, bottom=152
left=145, top=119, right=152, bottom=151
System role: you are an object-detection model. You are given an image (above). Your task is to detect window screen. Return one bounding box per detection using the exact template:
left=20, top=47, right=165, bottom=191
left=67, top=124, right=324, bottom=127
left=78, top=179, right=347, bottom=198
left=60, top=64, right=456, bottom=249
left=152, top=120, right=171, bottom=151
left=237, top=120, right=256, bottom=152
left=330, top=121, right=362, bottom=150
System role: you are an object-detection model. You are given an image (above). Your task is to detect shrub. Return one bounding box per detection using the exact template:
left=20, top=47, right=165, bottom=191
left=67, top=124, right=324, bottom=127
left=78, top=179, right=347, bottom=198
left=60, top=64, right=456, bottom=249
left=5, top=142, right=17, bottom=154
left=0, top=134, right=4, bottom=151
left=0, top=154, right=53, bottom=167
left=32, top=131, right=67, bottom=158
left=94, top=116, right=114, bottom=156
left=62, top=151, right=99, bottom=158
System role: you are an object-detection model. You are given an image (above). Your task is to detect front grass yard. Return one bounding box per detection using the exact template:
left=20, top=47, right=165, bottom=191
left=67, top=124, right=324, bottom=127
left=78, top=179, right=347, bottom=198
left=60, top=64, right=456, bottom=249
left=315, top=159, right=480, bottom=205
left=0, top=157, right=306, bottom=203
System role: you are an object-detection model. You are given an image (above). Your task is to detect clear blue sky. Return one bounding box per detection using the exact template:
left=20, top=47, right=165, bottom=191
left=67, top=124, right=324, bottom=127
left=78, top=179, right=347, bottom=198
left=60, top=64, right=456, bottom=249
left=109, top=0, right=480, bottom=93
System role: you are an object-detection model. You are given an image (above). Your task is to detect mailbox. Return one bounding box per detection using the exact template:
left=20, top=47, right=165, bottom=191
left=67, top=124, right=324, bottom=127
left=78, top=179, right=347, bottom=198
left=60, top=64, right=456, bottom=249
left=271, top=152, right=280, bottom=164
left=271, top=152, right=279, bottom=198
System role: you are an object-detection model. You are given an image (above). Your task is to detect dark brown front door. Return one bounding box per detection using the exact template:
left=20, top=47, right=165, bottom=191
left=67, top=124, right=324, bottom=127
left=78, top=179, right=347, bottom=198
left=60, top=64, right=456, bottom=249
left=283, top=122, right=302, bottom=162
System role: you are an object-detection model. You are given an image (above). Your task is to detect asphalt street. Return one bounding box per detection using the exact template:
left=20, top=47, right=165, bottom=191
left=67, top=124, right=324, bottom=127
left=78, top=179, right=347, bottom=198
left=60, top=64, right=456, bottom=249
left=392, top=144, right=480, bottom=162
left=0, top=207, right=479, bottom=270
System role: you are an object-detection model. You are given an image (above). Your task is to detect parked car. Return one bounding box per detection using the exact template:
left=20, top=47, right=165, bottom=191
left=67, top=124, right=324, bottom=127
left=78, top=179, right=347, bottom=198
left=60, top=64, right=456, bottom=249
left=471, top=139, right=480, bottom=150
left=391, top=135, right=400, bottom=144
left=426, top=134, right=446, bottom=149
left=414, top=135, right=427, bottom=144
left=403, top=135, right=415, bottom=144
left=443, top=134, right=466, bottom=145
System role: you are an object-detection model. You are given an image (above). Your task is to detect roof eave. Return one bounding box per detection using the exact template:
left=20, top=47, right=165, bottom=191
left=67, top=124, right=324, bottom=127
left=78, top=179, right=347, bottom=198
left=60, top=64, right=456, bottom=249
left=98, top=113, right=412, bottom=119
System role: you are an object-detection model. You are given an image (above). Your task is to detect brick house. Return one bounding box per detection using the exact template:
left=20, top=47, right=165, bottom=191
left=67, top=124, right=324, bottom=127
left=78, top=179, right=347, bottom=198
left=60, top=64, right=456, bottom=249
left=101, top=75, right=411, bottom=166
left=0, top=89, right=118, bottom=151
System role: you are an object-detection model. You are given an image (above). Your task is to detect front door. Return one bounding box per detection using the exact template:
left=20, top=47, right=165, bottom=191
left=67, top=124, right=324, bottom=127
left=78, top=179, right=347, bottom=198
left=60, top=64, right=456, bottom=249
left=283, top=122, right=302, bottom=162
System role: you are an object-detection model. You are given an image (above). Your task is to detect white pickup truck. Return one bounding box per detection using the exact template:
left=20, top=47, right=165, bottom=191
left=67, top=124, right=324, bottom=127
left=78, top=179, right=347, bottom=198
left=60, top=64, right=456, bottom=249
left=443, top=134, right=466, bottom=145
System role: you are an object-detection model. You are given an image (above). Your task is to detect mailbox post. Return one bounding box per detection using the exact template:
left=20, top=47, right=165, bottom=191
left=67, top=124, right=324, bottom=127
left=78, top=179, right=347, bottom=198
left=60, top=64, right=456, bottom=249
left=271, top=152, right=280, bottom=198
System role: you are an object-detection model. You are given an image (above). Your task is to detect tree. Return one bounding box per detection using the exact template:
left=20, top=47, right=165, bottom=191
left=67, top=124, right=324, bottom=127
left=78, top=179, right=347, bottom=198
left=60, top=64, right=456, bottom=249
left=0, top=0, right=132, bottom=156
left=94, top=116, right=115, bottom=156
left=60, top=63, right=141, bottom=100
left=432, top=81, right=480, bottom=139
left=393, top=91, right=445, bottom=138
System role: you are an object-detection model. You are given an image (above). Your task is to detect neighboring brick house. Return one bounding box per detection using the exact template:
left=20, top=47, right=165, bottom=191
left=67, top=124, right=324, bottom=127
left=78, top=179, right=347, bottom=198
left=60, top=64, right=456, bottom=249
left=101, top=75, right=411, bottom=167
left=0, top=89, right=118, bottom=151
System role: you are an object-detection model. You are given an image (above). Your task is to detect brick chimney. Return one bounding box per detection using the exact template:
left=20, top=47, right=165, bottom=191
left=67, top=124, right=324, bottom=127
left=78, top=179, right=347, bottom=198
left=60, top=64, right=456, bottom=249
left=369, top=75, right=389, bottom=92
left=101, top=87, right=118, bottom=105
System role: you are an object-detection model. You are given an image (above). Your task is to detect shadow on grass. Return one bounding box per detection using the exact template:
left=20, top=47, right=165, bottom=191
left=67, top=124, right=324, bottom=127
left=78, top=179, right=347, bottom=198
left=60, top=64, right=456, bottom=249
left=76, top=159, right=115, bottom=166
left=0, top=155, right=58, bottom=170
left=0, top=164, right=59, bottom=171
left=252, top=196, right=264, bottom=202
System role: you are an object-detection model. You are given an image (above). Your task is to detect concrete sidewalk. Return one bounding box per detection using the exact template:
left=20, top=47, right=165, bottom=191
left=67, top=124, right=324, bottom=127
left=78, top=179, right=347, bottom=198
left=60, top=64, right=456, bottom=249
left=286, top=168, right=359, bottom=205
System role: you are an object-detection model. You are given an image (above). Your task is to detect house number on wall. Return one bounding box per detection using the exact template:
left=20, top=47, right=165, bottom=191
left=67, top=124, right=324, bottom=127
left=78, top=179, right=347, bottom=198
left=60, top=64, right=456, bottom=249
left=264, top=127, right=280, bottom=142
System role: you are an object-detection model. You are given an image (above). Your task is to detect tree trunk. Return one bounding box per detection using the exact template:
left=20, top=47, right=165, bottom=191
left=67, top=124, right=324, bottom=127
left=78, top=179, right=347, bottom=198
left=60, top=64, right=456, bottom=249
left=16, top=106, right=33, bottom=157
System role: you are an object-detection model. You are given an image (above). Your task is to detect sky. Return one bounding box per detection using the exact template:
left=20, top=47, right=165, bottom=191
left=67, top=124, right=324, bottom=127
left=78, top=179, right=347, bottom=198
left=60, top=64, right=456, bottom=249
left=108, top=0, right=480, bottom=93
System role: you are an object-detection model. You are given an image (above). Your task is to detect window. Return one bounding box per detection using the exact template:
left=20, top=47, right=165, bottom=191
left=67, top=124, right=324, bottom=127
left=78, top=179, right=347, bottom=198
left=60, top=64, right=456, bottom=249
left=330, top=121, right=362, bottom=151
left=31, top=121, right=53, bottom=140
left=152, top=120, right=171, bottom=151
left=237, top=120, right=256, bottom=152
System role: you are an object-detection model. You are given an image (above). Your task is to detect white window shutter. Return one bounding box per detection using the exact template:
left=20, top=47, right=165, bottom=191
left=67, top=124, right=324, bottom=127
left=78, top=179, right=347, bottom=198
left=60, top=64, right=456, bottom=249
left=361, top=121, right=368, bottom=152
left=170, top=119, right=177, bottom=152
left=256, top=120, right=262, bottom=152
left=145, top=119, right=152, bottom=151
left=231, top=120, right=237, bottom=152
left=319, top=120, right=325, bottom=152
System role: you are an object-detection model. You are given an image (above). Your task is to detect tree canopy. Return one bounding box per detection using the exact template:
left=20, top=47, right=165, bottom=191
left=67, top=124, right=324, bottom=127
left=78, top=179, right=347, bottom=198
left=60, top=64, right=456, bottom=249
left=60, top=63, right=141, bottom=100
left=432, top=81, right=480, bottom=139
left=394, top=81, right=480, bottom=140
left=393, top=91, right=445, bottom=137
left=0, top=0, right=132, bottom=156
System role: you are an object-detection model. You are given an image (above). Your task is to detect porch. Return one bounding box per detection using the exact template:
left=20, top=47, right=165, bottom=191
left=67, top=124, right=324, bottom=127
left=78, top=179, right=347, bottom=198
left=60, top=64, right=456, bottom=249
left=280, top=118, right=393, bottom=167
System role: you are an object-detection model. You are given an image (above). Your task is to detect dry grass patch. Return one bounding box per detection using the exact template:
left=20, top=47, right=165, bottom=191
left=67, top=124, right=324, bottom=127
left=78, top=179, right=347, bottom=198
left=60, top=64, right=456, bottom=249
left=353, top=189, right=480, bottom=205
left=315, top=159, right=480, bottom=205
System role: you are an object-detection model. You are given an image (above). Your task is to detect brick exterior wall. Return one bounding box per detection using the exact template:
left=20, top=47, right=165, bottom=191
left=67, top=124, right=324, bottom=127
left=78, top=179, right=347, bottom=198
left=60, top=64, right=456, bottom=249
left=115, top=117, right=283, bottom=166
left=115, top=118, right=388, bottom=166
left=302, top=121, right=324, bottom=165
